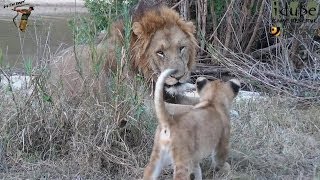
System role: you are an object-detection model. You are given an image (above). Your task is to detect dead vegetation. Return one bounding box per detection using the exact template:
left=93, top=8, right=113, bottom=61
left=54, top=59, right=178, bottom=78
left=1, top=80, right=319, bottom=179
left=229, top=97, right=320, bottom=179
left=167, top=0, right=320, bottom=102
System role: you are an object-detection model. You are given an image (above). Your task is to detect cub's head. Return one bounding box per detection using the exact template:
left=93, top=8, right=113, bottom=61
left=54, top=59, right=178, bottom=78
left=196, top=77, right=241, bottom=109
left=131, top=5, right=197, bottom=87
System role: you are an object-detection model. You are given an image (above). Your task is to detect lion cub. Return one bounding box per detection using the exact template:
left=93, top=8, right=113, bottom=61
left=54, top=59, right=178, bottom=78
left=143, top=69, right=240, bottom=180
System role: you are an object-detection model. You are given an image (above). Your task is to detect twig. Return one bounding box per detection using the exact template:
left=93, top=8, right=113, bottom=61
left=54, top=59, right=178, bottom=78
left=171, top=0, right=186, bottom=9
left=244, top=0, right=266, bottom=53
left=261, top=70, right=319, bottom=91
left=223, top=0, right=234, bottom=54
left=209, top=0, right=218, bottom=46
left=250, top=37, right=294, bottom=58
left=196, top=0, right=207, bottom=52
left=0, top=68, right=21, bottom=116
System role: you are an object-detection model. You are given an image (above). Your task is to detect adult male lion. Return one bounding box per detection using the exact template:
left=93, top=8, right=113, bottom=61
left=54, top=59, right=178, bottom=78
left=49, top=2, right=198, bottom=111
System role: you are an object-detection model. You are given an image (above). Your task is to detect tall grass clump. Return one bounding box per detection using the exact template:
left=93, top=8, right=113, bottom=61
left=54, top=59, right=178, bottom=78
left=0, top=0, right=155, bottom=179
left=0, top=49, right=3, bottom=67
left=70, top=0, right=138, bottom=44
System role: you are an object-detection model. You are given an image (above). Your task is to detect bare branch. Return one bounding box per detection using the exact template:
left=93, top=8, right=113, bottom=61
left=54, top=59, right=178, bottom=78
left=244, top=0, right=266, bottom=53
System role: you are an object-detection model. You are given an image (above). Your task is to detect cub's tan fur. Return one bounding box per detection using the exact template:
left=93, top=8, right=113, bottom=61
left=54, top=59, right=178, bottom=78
left=143, top=69, right=240, bottom=180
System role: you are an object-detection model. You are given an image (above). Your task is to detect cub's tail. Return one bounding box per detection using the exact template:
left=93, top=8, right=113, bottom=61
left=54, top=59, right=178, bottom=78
left=154, top=69, right=177, bottom=126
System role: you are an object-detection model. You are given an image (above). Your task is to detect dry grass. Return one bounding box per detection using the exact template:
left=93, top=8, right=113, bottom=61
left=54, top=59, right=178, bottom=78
left=1, top=81, right=319, bottom=179
left=229, top=97, right=320, bottom=179
left=0, top=73, right=157, bottom=179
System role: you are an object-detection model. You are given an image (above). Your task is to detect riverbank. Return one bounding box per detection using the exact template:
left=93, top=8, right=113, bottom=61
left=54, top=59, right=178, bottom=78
left=0, top=0, right=87, bottom=68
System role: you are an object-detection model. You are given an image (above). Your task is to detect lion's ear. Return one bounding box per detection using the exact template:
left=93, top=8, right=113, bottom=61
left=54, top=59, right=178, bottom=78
left=132, top=22, right=143, bottom=36
left=185, top=21, right=196, bottom=34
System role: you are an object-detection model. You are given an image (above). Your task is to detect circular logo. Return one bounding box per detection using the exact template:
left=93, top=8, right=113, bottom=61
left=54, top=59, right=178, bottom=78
left=270, top=26, right=281, bottom=36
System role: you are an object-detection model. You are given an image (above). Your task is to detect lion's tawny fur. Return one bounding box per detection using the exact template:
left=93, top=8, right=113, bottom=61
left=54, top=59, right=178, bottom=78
left=131, top=6, right=197, bottom=76
left=49, top=4, right=197, bottom=104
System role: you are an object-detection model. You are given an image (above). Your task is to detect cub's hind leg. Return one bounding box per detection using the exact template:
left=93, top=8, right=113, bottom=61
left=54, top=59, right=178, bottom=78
left=173, top=162, right=193, bottom=180
left=192, top=163, right=202, bottom=180
left=172, top=150, right=194, bottom=180
left=214, top=139, right=229, bottom=171
left=144, top=126, right=173, bottom=180
left=143, top=146, right=165, bottom=180
left=144, top=125, right=173, bottom=180
left=212, top=128, right=231, bottom=176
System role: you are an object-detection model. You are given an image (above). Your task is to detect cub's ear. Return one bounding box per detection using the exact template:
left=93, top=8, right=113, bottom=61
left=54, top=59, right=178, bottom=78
left=132, top=22, right=143, bottom=36
left=196, top=77, right=208, bottom=92
left=228, top=79, right=241, bottom=94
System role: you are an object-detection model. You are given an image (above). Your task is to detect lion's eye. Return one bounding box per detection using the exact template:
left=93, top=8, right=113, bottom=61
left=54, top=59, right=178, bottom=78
left=180, top=46, right=186, bottom=52
left=156, top=51, right=165, bottom=58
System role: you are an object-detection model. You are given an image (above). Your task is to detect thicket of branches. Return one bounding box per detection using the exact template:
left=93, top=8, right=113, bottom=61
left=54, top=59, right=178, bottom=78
left=162, top=0, right=319, bottom=102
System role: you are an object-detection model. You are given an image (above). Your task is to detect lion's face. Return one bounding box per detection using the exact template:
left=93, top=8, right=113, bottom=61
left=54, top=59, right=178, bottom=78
left=147, top=26, right=192, bottom=86
left=131, top=5, right=197, bottom=89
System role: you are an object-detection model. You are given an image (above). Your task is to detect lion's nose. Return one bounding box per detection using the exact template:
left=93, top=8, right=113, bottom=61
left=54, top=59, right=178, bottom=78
left=169, top=71, right=184, bottom=81
left=174, top=74, right=184, bottom=80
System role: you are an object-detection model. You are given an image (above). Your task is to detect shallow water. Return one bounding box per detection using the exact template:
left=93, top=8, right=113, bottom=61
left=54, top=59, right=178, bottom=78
left=0, top=16, right=75, bottom=68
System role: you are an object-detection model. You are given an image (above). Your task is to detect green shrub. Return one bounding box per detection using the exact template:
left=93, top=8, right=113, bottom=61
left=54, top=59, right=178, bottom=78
left=70, top=0, right=138, bottom=44
left=0, top=48, right=3, bottom=68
